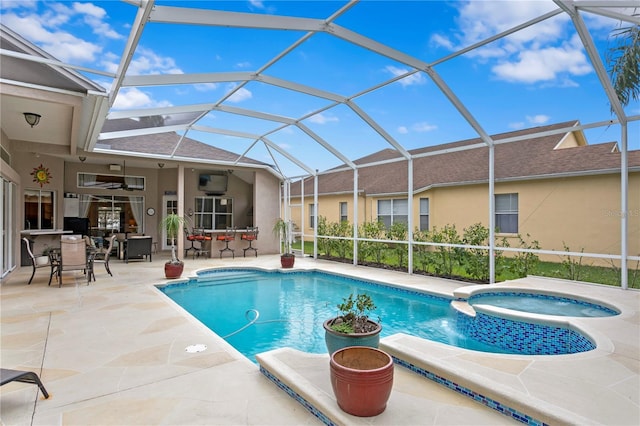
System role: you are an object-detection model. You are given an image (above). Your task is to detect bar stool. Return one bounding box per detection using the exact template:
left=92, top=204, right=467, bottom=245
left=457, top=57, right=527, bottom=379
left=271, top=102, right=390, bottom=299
left=217, top=228, right=236, bottom=258
left=241, top=227, right=259, bottom=257
left=193, top=229, right=211, bottom=259
left=185, top=228, right=199, bottom=257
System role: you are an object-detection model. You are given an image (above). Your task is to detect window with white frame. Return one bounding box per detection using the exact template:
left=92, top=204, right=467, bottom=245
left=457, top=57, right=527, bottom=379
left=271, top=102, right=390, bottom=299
left=24, top=189, right=55, bottom=230
left=309, top=203, right=315, bottom=228
left=419, top=198, right=429, bottom=231
left=339, top=202, right=348, bottom=222
left=495, top=193, right=518, bottom=233
left=194, top=196, right=233, bottom=229
left=377, top=198, right=408, bottom=228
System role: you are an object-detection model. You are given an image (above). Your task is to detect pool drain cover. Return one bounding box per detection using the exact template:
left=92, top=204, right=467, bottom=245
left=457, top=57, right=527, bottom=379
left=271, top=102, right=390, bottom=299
left=185, top=344, right=207, bottom=353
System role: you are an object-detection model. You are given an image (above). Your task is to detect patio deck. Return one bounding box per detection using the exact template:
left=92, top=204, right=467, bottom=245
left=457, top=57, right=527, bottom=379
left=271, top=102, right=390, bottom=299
left=1, top=254, right=638, bottom=425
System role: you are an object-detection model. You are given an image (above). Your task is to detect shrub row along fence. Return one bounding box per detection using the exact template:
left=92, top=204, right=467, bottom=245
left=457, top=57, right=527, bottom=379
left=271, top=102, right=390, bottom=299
left=314, top=217, right=638, bottom=287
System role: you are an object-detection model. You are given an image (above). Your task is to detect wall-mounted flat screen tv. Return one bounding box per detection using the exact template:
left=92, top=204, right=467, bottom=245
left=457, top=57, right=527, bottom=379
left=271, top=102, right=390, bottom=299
left=198, top=173, right=228, bottom=195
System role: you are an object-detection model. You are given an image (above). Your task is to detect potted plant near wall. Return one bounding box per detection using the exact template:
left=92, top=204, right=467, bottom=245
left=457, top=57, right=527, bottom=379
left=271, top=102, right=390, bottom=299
left=273, top=218, right=295, bottom=268
left=323, top=293, right=382, bottom=355
left=160, top=212, right=185, bottom=279
left=36, top=245, right=54, bottom=266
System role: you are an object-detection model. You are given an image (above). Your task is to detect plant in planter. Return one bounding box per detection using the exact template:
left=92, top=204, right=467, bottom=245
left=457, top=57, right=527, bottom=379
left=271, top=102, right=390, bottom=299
left=35, top=246, right=53, bottom=266
left=273, top=218, right=295, bottom=268
left=323, top=293, right=382, bottom=354
left=160, top=212, right=185, bottom=279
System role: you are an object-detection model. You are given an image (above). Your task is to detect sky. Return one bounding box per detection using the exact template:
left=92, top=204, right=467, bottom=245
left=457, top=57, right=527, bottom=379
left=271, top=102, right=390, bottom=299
left=2, top=0, right=639, bottom=177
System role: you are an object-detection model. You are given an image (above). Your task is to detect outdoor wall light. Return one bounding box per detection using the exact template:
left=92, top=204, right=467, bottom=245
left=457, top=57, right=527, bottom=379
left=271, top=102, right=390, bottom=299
left=23, top=112, right=42, bottom=128
left=79, top=156, right=86, bottom=162
left=158, top=163, right=165, bottom=168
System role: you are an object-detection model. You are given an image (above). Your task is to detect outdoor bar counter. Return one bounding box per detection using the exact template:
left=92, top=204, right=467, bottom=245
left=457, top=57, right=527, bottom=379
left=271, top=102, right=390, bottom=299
left=200, top=228, right=257, bottom=258
left=20, top=230, right=73, bottom=266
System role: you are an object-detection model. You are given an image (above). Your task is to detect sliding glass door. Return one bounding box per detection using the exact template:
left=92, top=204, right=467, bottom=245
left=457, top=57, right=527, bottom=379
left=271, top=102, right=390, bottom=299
left=79, top=195, right=145, bottom=237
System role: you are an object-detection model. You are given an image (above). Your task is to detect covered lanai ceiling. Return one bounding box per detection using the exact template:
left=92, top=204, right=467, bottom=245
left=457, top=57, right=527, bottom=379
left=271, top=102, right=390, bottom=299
left=4, top=0, right=640, bottom=178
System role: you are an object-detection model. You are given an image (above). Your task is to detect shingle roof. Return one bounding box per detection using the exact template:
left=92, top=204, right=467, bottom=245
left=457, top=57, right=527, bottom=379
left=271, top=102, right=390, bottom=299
left=293, top=121, right=640, bottom=196
left=98, top=119, right=267, bottom=166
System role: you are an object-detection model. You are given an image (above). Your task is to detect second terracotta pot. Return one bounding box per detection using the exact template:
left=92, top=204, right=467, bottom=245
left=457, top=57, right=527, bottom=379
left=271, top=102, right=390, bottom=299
left=329, top=346, right=394, bottom=417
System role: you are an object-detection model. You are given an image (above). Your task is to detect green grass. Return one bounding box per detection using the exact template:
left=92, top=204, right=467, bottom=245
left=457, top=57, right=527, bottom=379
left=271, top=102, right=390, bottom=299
left=293, top=240, right=640, bottom=288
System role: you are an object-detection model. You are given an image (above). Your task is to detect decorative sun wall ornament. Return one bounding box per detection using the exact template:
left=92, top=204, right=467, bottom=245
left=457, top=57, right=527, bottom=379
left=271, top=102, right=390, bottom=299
left=31, top=164, right=52, bottom=187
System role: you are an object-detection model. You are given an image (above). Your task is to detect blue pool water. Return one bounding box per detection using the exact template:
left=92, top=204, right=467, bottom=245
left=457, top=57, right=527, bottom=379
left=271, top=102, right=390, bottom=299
left=157, top=269, right=595, bottom=361
left=469, top=292, right=619, bottom=317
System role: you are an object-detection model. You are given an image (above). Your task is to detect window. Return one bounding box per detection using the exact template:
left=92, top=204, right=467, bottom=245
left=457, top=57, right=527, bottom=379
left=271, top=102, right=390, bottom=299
left=339, top=202, right=348, bottom=222
left=309, top=203, right=315, bottom=228
left=194, top=196, right=233, bottom=229
left=79, top=195, right=144, bottom=234
left=419, top=198, right=429, bottom=231
left=24, top=189, right=55, bottom=230
left=495, top=193, right=518, bottom=233
left=77, top=172, right=145, bottom=191
left=377, top=199, right=408, bottom=228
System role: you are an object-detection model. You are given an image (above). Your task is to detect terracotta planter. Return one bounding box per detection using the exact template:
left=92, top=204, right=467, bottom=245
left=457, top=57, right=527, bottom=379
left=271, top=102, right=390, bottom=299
left=164, top=261, right=184, bottom=279
left=330, top=346, right=394, bottom=417
left=280, top=254, right=295, bottom=268
left=323, top=319, right=381, bottom=354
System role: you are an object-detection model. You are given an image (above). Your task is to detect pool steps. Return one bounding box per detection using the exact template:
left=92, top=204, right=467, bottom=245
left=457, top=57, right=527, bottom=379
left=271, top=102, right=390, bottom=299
left=256, top=335, right=591, bottom=426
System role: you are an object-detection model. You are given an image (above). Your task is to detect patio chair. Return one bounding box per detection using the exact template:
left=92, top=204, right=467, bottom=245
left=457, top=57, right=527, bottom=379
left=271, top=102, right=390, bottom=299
left=125, top=236, right=152, bottom=263
left=22, top=237, right=58, bottom=285
left=0, top=368, right=49, bottom=399
left=58, top=236, right=91, bottom=286
left=93, top=234, right=116, bottom=276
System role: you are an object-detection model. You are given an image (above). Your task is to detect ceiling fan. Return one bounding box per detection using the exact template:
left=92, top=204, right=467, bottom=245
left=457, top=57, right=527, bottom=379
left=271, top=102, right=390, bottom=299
left=121, top=160, right=136, bottom=191
left=108, top=160, right=135, bottom=191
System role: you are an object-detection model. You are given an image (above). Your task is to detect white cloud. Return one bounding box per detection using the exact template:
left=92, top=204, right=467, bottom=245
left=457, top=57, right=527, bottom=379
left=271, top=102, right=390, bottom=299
left=112, top=87, right=173, bottom=109
left=248, top=0, right=276, bottom=13
left=508, top=121, right=525, bottom=129
left=308, top=113, right=339, bottom=124
left=397, top=126, right=409, bottom=134
left=434, top=1, right=595, bottom=85
left=195, top=83, right=218, bottom=92
left=455, top=0, right=564, bottom=47
left=0, top=3, right=123, bottom=63
left=526, top=115, right=550, bottom=125
left=227, top=86, right=252, bottom=103
left=99, top=52, right=120, bottom=74
left=412, top=122, right=437, bottom=132
left=430, top=33, right=454, bottom=50
left=72, top=2, right=105, bottom=19
left=385, top=66, right=426, bottom=87
left=1, top=13, right=99, bottom=63
left=492, top=39, right=591, bottom=84
left=128, top=47, right=183, bottom=75
left=235, top=61, right=252, bottom=69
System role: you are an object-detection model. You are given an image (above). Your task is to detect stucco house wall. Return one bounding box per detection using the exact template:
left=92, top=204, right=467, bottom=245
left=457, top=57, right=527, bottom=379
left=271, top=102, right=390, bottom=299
left=290, top=170, right=639, bottom=266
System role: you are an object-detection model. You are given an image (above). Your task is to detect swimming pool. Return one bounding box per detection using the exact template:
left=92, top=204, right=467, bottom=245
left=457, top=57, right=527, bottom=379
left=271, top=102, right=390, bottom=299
left=156, top=269, right=595, bottom=361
